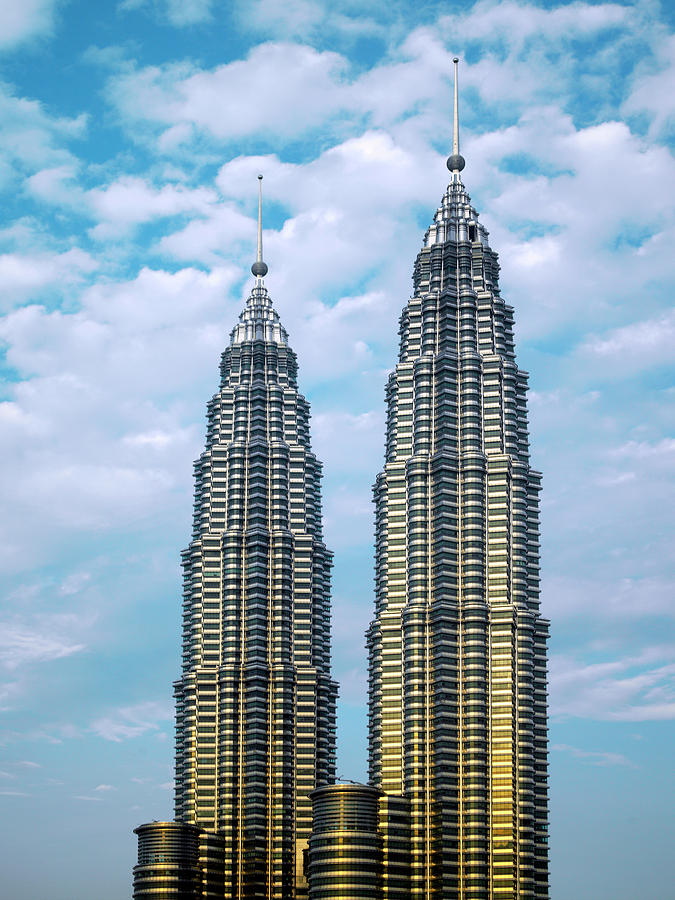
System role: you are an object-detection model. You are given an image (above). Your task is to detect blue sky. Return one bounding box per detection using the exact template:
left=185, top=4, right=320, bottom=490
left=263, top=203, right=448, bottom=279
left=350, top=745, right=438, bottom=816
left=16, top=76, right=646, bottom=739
left=0, top=0, right=673, bottom=897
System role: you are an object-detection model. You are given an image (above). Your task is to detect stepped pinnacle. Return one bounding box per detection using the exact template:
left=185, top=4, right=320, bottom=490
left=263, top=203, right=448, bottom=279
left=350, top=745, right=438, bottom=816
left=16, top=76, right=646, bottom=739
left=447, top=57, right=466, bottom=175
left=251, top=174, right=268, bottom=280
left=231, top=175, right=287, bottom=346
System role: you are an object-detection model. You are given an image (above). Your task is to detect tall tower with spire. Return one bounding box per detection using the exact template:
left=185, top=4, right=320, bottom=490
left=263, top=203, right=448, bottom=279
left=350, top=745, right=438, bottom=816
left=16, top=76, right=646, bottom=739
left=366, top=59, right=549, bottom=899
left=172, top=175, right=338, bottom=899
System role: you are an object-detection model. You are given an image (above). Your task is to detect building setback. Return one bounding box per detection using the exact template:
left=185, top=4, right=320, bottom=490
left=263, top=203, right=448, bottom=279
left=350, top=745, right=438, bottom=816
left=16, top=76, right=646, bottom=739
left=365, top=60, right=549, bottom=899
left=134, top=176, right=338, bottom=900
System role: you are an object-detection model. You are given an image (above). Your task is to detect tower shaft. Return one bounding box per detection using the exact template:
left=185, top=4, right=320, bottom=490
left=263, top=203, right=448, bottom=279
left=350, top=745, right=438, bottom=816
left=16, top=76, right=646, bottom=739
left=367, top=176, right=549, bottom=899
left=174, top=276, right=337, bottom=898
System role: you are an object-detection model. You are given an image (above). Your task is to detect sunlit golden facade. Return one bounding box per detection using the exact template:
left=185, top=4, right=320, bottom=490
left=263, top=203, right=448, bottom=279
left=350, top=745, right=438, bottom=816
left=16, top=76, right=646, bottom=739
left=172, top=220, right=338, bottom=898
left=133, top=822, right=225, bottom=900
left=366, top=67, right=549, bottom=899
left=308, top=783, right=411, bottom=900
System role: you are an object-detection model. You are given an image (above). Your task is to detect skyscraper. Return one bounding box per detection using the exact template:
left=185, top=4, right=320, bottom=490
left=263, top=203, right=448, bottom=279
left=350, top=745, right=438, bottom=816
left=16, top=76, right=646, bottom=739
left=166, top=176, right=338, bottom=899
left=366, top=59, right=549, bottom=899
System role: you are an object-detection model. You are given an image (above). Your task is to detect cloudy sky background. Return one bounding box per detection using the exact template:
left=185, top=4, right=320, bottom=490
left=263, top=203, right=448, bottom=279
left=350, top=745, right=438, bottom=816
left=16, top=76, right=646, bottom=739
left=0, top=0, right=673, bottom=897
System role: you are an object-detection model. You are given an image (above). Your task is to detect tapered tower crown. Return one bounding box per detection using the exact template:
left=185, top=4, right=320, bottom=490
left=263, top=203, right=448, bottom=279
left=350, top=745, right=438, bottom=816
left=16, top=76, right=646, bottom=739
left=230, top=175, right=287, bottom=346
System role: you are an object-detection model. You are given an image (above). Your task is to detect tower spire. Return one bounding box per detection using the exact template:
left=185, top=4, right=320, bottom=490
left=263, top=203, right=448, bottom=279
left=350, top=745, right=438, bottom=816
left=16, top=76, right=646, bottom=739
left=251, top=174, right=268, bottom=280
left=447, top=57, right=466, bottom=176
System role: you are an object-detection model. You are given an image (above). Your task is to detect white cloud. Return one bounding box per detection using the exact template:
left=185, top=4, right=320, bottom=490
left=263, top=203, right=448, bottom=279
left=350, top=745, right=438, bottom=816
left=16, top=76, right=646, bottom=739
left=235, top=0, right=391, bottom=44
left=105, top=43, right=348, bottom=145
left=623, top=32, right=675, bottom=140
left=0, top=681, right=21, bottom=711
left=525, top=378, right=674, bottom=643
left=238, top=0, right=325, bottom=38
left=551, top=743, right=637, bottom=768
left=122, top=428, right=192, bottom=451
left=59, top=571, right=92, bottom=596
left=295, top=293, right=386, bottom=382
left=0, top=616, right=87, bottom=669
left=611, top=438, right=675, bottom=460
left=323, top=485, right=372, bottom=549
left=444, top=0, right=630, bottom=49
left=87, top=176, right=218, bottom=239
left=550, top=649, right=675, bottom=721
left=94, top=783, right=116, bottom=791
left=581, top=310, right=675, bottom=371
left=26, top=168, right=221, bottom=239
left=0, top=82, right=85, bottom=187
left=0, top=0, right=61, bottom=49
left=165, top=0, right=212, bottom=25
left=0, top=247, right=97, bottom=308
left=91, top=700, right=172, bottom=742
left=477, top=116, right=675, bottom=341
left=543, top=575, right=675, bottom=621
left=0, top=265, right=241, bottom=571
left=157, top=203, right=254, bottom=263
left=26, top=163, right=81, bottom=205
left=121, top=0, right=214, bottom=27
left=313, top=410, right=384, bottom=474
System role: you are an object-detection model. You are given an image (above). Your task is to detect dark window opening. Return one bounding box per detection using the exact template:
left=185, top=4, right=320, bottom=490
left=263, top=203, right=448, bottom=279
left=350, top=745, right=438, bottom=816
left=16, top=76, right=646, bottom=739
left=469, top=224, right=477, bottom=241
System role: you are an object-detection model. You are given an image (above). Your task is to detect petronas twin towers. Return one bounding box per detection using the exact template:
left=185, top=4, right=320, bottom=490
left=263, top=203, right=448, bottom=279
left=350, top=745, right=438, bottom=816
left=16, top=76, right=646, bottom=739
left=133, top=61, right=549, bottom=900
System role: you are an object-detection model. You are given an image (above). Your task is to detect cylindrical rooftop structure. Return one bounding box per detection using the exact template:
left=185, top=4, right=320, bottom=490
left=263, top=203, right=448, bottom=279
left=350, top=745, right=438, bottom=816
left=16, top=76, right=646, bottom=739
left=308, top=782, right=383, bottom=899
left=133, top=821, right=202, bottom=900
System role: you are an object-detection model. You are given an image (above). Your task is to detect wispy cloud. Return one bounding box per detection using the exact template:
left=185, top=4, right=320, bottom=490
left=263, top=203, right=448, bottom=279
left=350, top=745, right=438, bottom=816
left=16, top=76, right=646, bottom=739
left=581, top=309, right=675, bottom=370
left=552, top=743, right=638, bottom=768
left=610, top=438, right=675, bottom=461
left=91, top=700, right=172, bottom=742
left=0, top=618, right=86, bottom=670
left=551, top=649, right=675, bottom=721
left=121, top=0, right=214, bottom=27
left=543, top=575, right=675, bottom=621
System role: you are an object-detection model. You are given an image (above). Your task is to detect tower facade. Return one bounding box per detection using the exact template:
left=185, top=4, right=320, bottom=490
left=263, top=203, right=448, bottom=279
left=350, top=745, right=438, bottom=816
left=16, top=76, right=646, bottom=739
left=366, top=61, right=549, bottom=899
left=173, top=177, right=338, bottom=899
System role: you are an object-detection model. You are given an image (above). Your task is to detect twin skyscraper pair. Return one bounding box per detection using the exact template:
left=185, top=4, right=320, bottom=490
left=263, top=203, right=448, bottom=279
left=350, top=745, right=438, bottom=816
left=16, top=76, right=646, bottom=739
left=132, top=60, right=549, bottom=900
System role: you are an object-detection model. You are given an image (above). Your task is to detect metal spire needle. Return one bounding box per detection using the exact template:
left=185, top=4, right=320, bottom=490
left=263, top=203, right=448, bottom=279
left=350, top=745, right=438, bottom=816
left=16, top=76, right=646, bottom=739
left=251, top=174, right=268, bottom=280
